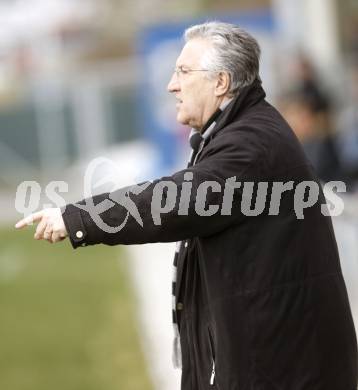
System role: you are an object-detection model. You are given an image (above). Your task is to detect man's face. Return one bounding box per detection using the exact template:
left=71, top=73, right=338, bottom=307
left=167, top=39, right=220, bottom=130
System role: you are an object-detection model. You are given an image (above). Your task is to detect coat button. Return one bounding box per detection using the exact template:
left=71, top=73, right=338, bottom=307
left=76, top=230, right=84, bottom=239
left=177, top=302, right=184, bottom=310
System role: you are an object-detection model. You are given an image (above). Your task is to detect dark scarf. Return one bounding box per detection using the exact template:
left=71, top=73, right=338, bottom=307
left=171, top=98, right=232, bottom=368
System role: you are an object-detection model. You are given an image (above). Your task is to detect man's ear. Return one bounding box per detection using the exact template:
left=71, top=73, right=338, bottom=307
left=214, top=72, right=230, bottom=97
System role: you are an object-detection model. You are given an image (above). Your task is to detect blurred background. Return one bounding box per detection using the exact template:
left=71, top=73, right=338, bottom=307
left=1, top=0, right=358, bottom=389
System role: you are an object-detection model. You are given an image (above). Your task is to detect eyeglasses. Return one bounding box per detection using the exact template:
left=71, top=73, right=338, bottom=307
left=173, top=66, right=209, bottom=78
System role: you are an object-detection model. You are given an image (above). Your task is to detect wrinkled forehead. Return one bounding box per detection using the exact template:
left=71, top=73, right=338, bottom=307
left=175, top=38, right=212, bottom=68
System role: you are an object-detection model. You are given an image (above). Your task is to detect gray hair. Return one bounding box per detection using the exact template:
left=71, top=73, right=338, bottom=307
left=184, top=21, right=261, bottom=96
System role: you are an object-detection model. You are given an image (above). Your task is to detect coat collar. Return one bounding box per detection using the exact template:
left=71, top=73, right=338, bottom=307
left=209, top=78, right=266, bottom=139
left=189, top=78, right=266, bottom=157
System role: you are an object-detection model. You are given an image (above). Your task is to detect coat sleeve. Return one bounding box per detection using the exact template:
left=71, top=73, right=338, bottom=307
left=62, top=128, right=266, bottom=248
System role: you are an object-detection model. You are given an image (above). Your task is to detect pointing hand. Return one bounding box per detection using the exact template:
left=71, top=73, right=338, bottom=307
left=15, top=208, right=68, bottom=244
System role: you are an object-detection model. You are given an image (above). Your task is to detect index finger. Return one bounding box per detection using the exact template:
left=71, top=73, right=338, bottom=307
left=15, top=211, right=44, bottom=229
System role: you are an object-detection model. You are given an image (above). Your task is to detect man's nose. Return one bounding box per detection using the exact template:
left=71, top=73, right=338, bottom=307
left=167, top=72, right=179, bottom=93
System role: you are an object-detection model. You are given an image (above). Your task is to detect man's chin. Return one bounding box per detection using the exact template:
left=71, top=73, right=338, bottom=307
left=176, top=113, right=190, bottom=127
left=176, top=113, right=199, bottom=129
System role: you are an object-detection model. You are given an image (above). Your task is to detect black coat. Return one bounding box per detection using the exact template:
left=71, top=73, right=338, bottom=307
left=62, top=80, right=358, bottom=390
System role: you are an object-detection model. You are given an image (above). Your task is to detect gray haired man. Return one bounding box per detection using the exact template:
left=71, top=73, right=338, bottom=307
left=16, top=22, right=358, bottom=390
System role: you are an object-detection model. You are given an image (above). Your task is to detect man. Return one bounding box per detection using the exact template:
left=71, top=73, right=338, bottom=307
left=16, top=22, right=358, bottom=389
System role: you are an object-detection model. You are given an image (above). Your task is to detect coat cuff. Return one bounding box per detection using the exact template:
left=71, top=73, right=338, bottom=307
left=61, top=203, right=89, bottom=249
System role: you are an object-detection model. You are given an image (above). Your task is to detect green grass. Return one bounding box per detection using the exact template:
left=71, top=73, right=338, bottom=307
left=0, top=227, right=153, bottom=390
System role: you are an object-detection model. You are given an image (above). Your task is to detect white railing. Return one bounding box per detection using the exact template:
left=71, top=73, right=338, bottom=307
left=332, top=194, right=358, bottom=332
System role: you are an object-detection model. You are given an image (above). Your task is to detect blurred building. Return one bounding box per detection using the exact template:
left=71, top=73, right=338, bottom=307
left=0, top=0, right=356, bottom=187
